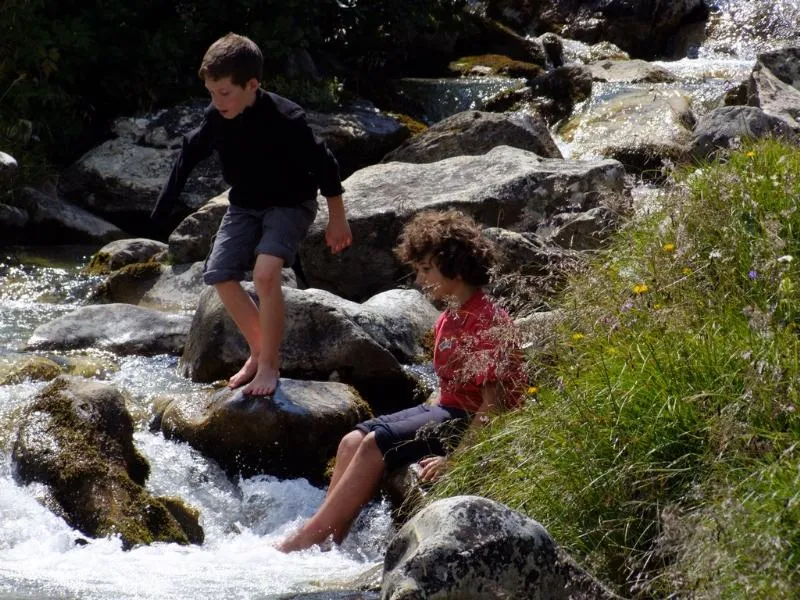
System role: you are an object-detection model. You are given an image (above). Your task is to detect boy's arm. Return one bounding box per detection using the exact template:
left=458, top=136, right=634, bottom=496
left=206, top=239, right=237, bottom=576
left=418, top=382, right=504, bottom=482
left=150, top=122, right=213, bottom=223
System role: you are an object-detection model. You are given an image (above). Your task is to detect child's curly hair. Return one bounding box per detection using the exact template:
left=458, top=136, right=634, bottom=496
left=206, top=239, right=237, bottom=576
left=394, top=210, right=497, bottom=286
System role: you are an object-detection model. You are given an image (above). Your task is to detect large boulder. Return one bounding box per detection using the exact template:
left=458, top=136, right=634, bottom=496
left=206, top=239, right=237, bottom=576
left=58, top=137, right=225, bottom=233
left=180, top=286, right=437, bottom=413
left=167, top=191, right=229, bottom=264
left=382, top=495, right=622, bottom=600
left=11, top=376, right=203, bottom=548
left=155, top=381, right=370, bottom=482
left=86, top=238, right=168, bottom=274
left=0, top=150, right=18, bottom=191
left=8, top=187, right=126, bottom=244
left=89, top=262, right=206, bottom=311
left=562, top=89, right=695, bottom=176
left=747, top=58, right=800, bottom=132
left=689, top=106, right=798, bottom=160
left=485, top=0, right=708, bottom=59
left=756, top=47, right=800, bottom=90
left=307, top=102, right=410, bottom=178
left=382, top=110, right=561, bottom=164
left=302, top=146, right=626, bottom=300
left=25, top=304, right=191, bottom=356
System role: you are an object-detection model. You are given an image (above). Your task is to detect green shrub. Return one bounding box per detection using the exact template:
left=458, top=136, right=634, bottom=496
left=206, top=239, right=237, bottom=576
left=431, top=140, right=800, bottom=598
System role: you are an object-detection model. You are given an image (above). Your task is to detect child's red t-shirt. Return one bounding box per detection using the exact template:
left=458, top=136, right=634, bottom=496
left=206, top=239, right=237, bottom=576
left=433, top=290, right=525, bottom=413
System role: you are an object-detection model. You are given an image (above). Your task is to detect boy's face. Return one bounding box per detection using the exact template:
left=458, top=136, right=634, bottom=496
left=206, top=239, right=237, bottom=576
left=414, top=256, right=458, bottom=302
left=204, top=76, right=258, bottom=119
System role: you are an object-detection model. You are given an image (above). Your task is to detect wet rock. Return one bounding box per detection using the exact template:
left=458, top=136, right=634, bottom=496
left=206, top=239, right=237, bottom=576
left=302, top=146, right=626, bottom=300
left=587, top=59, right=678, bottom=84
left=383, top=462, right=427, bottom=525
left=180, top=286, right=435, bottom=413
left=26, top=304, right=191, bottom=356
left=12, top=376, right=203, bottom=548
left=86, top=238, right=168, bottom=274
left=748, top=60, right=800, bottom=131
left=0, top=355, right=62, bottom=385
left=690, top=106, right=798, bottom=160
left=156, top=380, right=370, bottom=482
left=560, top=38, right=630, bottom=64
left=9, top=187, right=126, bottom=244
left=382, top=110, right=561, bottom=164
left=382, top=495, right=622, bottom=600
left=168, top=191, right=229, bottom=264
left=562, top=88, right=695, bottom=177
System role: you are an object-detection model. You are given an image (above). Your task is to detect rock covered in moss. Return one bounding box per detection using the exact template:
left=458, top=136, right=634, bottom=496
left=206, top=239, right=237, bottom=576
left=382, top=495, right=622, bottom=600
left=155, top=379, right=371, bottom=482
left=11, top=376, right=203, bottom=548
left=86, top=238, right=167, bottom=275
left=0, top=355, right=62, bottom=385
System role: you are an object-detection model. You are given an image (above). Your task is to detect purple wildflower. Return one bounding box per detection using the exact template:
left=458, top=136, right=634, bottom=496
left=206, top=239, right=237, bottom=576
left=748, top=270, right=758, bottom=280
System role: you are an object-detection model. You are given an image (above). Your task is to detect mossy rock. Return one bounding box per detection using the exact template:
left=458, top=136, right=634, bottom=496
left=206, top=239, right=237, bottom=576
left=12, top=376, right=203, bottom=549
left=0, top=355, right=63, bottom=385
left=90, top=261, right=164, bottom=304
left=60, top=352, right=119, bottom=379
left=388, top=113, right=428, bottom=137
left=449, top=54, right=543, bottom=79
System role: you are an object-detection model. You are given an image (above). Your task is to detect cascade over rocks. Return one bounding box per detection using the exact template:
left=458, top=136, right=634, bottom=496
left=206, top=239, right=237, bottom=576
left=562, top=88, right=695, bottom=177
left=302, top=146, right=626, bottom=300
left=180, top=286, right=438, bottom=413
left=587, top=59, right=678, bottom=84
left=26, top=304, right=191, bottom=356
left=382, top=495, right=622, bottom=600
left=484, top=0, right=708, bottom=60
left=154, top=380, right=370, bottom=481
left=12, top=376, right=203, bottom=548
left=382, top=110, right=561, bottom=164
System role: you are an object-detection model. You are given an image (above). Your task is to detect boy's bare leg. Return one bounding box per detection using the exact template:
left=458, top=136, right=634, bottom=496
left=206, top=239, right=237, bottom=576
left=277, top=432, right=385, bottom=552
left=242, top=253, right=284, bottom=396
left=214, top=281, right=261, bottom=388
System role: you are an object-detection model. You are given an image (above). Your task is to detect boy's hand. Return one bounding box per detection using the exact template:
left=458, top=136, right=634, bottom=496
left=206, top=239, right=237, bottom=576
left=418, top=455, right=449, bottom=482
left=325, top=215, right=352, bottom=254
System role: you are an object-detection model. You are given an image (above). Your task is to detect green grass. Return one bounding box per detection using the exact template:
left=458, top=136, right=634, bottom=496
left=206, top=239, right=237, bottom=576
left=430, top=140, right=800, bottom=598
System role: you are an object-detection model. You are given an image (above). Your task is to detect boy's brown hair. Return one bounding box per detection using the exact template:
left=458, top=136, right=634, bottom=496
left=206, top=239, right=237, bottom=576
left=198, top=33, right=263, bottom=87
left=395, top=209, right=497, bottom=286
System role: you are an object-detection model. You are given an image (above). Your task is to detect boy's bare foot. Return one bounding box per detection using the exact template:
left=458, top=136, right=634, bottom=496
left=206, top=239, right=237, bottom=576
left=227, top=355, right=258, bottom=389
left=241, top=365, right=280, bottom=396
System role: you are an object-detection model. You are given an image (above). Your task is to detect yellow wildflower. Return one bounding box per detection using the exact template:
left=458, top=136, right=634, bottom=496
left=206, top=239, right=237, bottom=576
left=633, top=283, right=649, bottom=294
left=571, top=333, right=585, bottom=341
left=745, top=151, right=756, bottom=158
left=527, top=386, right=538, bottom=395
left=662, top=243, right=675, bottom=253
left=682, top=267, right=692, bottom=276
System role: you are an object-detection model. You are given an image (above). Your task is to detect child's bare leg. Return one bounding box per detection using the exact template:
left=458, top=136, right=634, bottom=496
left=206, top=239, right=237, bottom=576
left=277, top=432, right=385, bottom=552
left=242, top=254, right=284, bottom=396
left=215, top=280, right=261, bottom=388
left=327, top=430, right=366, bottom=496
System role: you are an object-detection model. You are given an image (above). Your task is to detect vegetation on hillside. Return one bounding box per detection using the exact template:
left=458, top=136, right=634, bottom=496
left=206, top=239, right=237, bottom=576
left=432, top=140, right=800, bottom=599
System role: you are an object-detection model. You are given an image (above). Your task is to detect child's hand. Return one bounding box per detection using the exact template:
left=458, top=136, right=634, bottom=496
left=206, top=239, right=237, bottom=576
left=325, top=215, right=352, bottom=254
left=418, top=455, right=449, bottom=482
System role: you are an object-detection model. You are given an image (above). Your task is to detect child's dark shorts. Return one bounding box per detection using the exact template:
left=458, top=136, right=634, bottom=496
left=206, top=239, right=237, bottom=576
left=355, top=404, right=472, bottom=471
left=203, top=200, right=318, bottom=285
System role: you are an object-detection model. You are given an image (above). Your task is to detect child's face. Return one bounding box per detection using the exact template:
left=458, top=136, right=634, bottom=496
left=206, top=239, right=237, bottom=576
left=414, top=256, right=458, bottom=302
left=204, top=76, right=258, bottom=119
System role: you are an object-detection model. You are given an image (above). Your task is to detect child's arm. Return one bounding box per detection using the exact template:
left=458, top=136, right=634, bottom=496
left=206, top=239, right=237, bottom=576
left=150, top=121, right=214, bottom=223
left=324, top=194, right=352, bottom=254
left=418, top=382, right=504, bottom=482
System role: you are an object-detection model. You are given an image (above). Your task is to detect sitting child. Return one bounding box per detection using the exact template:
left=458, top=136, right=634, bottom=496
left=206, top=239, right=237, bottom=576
left=277, top=209, right=525, bottom=552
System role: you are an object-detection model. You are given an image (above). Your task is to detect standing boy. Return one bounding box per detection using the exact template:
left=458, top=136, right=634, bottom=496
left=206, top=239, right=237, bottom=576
left=277, top=210, right=525, bottom=552
left=151, top=33, right=352, bottom=396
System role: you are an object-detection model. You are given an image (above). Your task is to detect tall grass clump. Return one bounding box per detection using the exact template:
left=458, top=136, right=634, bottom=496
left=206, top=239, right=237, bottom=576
left=431, top=140, right=800, bottom=598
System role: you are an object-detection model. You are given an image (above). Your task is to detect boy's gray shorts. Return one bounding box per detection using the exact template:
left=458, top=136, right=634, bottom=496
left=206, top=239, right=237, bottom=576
left=203, top=200, right=318, bottom=285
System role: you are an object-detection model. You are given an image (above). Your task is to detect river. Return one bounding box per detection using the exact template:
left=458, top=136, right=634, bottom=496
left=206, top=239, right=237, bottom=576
left=1, top=1, right=797, bottom=598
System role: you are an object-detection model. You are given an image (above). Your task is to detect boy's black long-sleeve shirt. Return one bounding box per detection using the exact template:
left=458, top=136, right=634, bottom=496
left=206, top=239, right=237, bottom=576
left=151, top=89, right=344, bottom=221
